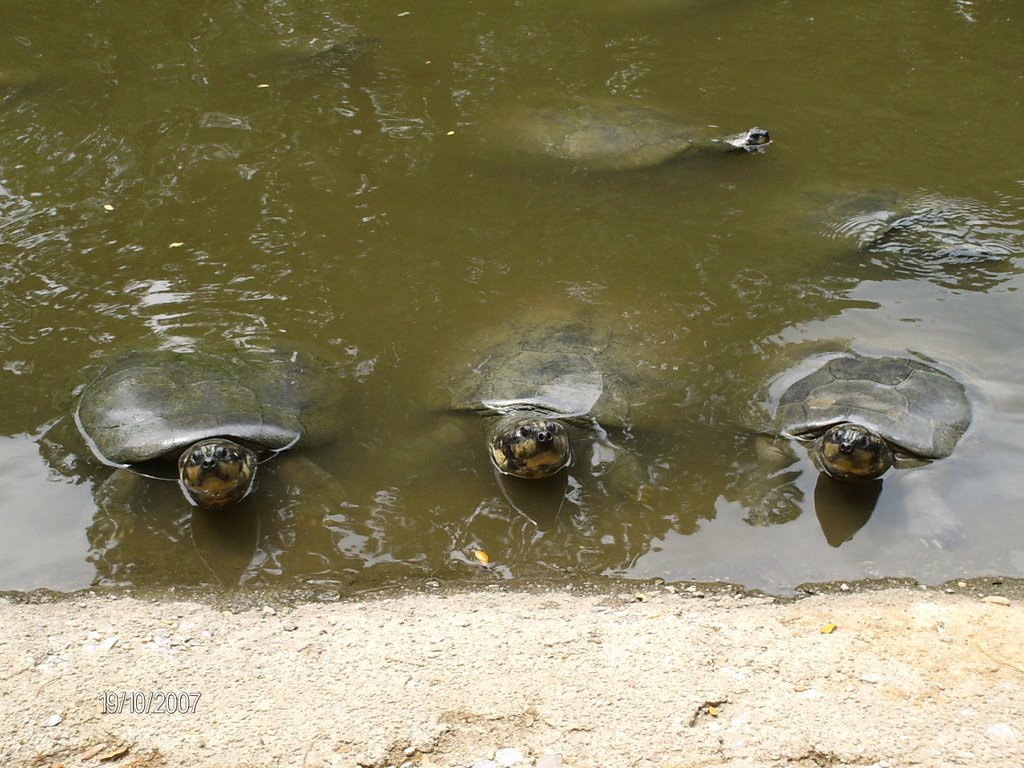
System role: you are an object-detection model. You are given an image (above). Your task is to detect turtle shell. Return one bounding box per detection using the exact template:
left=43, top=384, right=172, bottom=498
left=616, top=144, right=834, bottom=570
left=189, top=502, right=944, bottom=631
left=776, top=354, right=970, bottom=459
left=448, top=319, right=652, bottom=426
left=75, top=347, right=344, bottom=466
left=487, top=99, right=722, bottom=171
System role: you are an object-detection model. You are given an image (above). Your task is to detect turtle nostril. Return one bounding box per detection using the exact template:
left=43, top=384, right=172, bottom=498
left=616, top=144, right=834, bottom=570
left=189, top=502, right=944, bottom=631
left=840, top=442, right=854, bottom=453
left=537, top=430, right=552, bottom=444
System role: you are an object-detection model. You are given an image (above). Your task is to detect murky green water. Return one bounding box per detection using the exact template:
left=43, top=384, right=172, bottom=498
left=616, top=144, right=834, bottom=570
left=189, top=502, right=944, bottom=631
left=2, top=0, right=1022, bottom=594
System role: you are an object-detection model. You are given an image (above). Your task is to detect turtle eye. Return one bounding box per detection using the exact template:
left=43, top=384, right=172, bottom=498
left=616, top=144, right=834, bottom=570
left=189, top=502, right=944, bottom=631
left=214, top=445, right=229, bottom=460
left=517, top=425, right=533, bottom=439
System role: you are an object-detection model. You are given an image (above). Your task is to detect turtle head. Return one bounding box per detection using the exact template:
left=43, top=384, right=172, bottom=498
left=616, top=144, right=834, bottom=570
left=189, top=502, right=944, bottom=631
left=725, top=126, right=771, bottom=153
left=177, top=438, right=258, bottom=509
left=815, top=424, right=894, bottom=481
left=489, top=416, right=572, bottom=479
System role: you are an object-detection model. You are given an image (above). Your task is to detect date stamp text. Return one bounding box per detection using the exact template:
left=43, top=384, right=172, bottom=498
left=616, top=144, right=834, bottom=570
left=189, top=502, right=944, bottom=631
left=101, top=691, right=201, bottom=714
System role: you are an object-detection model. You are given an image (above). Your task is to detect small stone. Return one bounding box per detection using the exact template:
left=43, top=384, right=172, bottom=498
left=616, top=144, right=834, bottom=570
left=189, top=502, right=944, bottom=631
left=283, top=622, right=298, bottom=632
left=99, top=637, right=118, bottom=652
left=860, top=673, right=882, bottom=684
left=471, top=761, right=498, bottom=768
left=495, top=747, right=523, bottom=766
left=43, top=714, right=63, bottom=727
left=534, top=755, right=564, bottom=768
left=80, top=744, right=105, bottom=760
left=403, top=746, right=416, bottom=756
left=981, top=595, right=1011, bottom=606
left=987, top=723, right=1017, bottom=740
left=262, top=606, right=277, bottom=616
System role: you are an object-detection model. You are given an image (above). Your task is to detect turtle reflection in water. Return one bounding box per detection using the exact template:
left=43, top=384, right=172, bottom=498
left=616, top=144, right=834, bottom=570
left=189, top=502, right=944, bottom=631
left=75, top=347, right=346, bottom=510
left=442, top=317, right=676, bottom=518
left=483, top=98, right=770, bottom=171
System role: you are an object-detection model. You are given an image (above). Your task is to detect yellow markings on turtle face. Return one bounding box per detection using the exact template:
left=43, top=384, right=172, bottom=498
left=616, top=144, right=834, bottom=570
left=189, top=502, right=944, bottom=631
left=520, top=450, right=565, bottom=471
left=473, top=549, right=490, bottom=565
left=821, top=442, right=882, bottom=479
left=178, top=439, right=258, bottom=509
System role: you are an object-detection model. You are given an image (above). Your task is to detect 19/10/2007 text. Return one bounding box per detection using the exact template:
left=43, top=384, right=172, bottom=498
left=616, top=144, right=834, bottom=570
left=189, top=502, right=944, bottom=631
left=101, top=691, right=201, bottom=714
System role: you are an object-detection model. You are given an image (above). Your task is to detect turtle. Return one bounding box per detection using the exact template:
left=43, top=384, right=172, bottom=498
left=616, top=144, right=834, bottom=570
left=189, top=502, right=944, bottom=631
left=483, top=97, right=770, bottom=171
left=74, top=346, right=345, bottom=510
left=775, top=353, right=971, bottom=482
left=445, top=317, right=663, bottom=481
left=816, top=191, right=1024, bottom=290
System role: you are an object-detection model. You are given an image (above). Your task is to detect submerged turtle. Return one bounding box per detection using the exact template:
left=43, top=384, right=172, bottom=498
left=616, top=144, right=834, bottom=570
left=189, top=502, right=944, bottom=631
left=485, top=98, right=770, bottom=171
left=446, top=318, right=662, bottom=479
left=775, top=354, right=971, bottom=482
left=817, top=191, right=1024, bottom=290
left=75, top=347, right=345, bottom=509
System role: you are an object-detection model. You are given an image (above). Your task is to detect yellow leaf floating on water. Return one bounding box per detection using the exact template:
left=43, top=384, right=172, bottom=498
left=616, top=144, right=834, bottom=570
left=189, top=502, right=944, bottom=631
left=473, top=549, right=489, bottom=565
left=169, top=242, right=184, bottom=248
left=820, top=622, right=837, bottom=634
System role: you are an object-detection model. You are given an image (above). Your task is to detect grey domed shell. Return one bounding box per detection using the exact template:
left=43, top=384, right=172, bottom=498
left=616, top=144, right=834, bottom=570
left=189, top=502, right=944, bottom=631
left=76, top=348, right=343, bottom=466
left=777, top=354, right=970, bottom=459
left=488, top=99, right=760, bottom=171
left=449, top=319, right=651, bottom=426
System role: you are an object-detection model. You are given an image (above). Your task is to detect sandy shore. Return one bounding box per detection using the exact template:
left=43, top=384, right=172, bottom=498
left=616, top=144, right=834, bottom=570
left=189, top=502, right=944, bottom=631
left=2, top=583, right=1022, bottom=768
